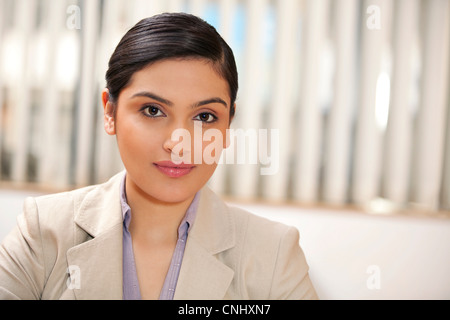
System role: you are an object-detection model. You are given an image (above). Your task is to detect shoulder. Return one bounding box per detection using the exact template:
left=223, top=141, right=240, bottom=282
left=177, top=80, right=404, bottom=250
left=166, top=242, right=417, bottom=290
left=196, top=187, right=297, bottom=252
left=30, top=184, right=97, bottom=222
left=221, top=202, right=317, bottom=299
left=226, top=204, right=301, bottom=272
left=28, top=172, right=123, bottom=222
left=25, top=182, right=104, bottom=237
left=18, top=171, right=124, bottom=246
left=198, top=186, right=298, bottom=249
left=0, top=172, right=124, bottom=300
left=33, top=172, right=123, bottom=212
left=227, top=203, right=299, bottom=245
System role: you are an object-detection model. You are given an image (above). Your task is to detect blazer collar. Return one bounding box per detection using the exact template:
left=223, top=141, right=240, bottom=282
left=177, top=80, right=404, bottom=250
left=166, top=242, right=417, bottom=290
left=174, top=186, right=236, bottom=299
left=190, top=187, right=236, bottom=254
left=65, top=172, right=237, bottom=300
left=66, top=172, right=124, bottom=300
left=73, top=172, right=124, bottom=237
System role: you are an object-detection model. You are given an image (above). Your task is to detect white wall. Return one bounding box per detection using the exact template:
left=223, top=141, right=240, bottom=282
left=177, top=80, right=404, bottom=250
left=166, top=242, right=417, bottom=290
left=230, top=202, right=450, bottom=299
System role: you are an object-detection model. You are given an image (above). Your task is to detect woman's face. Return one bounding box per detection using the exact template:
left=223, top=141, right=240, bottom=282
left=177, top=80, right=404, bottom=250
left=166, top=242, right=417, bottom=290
left=102, top=58, right=231, bottom=204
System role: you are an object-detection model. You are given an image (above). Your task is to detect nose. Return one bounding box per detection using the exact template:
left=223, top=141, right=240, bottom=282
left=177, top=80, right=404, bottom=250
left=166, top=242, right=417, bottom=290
left=163, top=124, right=193, bottom=163
left=163, top=137, right=178, bottom=153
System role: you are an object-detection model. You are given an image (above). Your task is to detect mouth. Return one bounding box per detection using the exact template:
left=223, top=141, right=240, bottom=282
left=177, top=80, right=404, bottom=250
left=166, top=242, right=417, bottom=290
left=153, top=161, right=196, bottom=178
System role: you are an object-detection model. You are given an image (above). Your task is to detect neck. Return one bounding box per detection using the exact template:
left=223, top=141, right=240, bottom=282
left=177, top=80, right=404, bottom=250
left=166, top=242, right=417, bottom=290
left=125, top=178, right=195, bottom=243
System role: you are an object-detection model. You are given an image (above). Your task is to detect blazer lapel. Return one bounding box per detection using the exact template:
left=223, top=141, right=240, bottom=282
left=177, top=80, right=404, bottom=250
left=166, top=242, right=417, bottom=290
left=66, top=224, right=123, bottom=299
left=173, top=236, right=234, bottom=299
left=63, top=173, right=235, bottom=300
left=174, top=187, right=236, bottom=300
left=65, top=173, right=124, bottom=300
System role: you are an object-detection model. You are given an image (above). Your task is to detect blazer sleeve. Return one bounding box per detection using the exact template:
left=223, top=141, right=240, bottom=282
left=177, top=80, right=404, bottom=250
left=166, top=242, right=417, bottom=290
left=268, top=226, right=318, bottom=300
left=0, top=197, right=45, bottom=299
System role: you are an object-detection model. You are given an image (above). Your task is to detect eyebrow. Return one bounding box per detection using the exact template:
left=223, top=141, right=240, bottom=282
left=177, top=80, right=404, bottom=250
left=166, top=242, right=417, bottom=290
left=131, top=91, right=173, bottom=106
left=131, top=91, right=228, bottom=109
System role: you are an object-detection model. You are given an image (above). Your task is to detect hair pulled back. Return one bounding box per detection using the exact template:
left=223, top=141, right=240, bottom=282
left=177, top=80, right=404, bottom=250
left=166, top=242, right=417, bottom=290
left=105, top=12, right=238, bottom=118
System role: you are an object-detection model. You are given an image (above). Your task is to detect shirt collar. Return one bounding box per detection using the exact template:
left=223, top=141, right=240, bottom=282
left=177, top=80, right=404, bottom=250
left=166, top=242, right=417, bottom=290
left=119, top=172, right=199, bottom=233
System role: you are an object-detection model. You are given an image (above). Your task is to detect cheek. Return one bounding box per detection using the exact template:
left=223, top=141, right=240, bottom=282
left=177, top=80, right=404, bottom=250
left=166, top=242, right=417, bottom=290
left=116, top=118, right=163, bottom=162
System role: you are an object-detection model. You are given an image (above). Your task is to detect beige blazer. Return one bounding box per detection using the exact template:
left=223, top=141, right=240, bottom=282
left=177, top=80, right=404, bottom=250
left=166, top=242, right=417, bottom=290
left=0, top=172, right=318, bottom=300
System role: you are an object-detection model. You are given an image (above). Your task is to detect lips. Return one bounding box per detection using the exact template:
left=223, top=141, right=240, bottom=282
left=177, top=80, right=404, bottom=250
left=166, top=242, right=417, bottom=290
left=153, top=161, right=195, bottom=178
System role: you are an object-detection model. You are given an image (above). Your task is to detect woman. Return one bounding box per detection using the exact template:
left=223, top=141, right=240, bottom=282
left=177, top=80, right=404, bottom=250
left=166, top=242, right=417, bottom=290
left=0, top=13, right=317, bottom=300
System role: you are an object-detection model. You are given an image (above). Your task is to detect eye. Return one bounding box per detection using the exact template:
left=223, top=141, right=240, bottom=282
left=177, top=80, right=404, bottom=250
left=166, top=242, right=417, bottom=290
left=194, top=112, right=217, bottom=123
left=141, top=105, right=165, bottom=118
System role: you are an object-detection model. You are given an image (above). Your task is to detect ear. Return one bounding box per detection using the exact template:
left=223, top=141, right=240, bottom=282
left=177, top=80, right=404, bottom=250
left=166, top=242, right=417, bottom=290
left=102, top=88, right=116, bottom=135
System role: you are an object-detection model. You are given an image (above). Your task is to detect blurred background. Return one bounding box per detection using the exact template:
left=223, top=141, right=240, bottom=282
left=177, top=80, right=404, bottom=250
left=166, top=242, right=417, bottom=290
left=0, top=0, right=449, bottom=212
left=0, top=0, right=450, bottom=299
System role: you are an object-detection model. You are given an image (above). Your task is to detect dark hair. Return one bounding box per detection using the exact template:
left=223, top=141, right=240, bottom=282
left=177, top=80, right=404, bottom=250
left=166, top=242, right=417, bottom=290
left=105, top=12, right=238, bottom=118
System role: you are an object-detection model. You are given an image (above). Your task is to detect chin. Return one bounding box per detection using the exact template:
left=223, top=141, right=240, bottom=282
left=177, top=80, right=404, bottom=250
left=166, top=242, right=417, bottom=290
left=150, top=185, right=197, bottom=204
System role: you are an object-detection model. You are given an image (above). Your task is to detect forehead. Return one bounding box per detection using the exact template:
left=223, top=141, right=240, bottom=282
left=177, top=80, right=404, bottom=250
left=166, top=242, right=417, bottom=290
left=122, top=58, right=230, bottom=102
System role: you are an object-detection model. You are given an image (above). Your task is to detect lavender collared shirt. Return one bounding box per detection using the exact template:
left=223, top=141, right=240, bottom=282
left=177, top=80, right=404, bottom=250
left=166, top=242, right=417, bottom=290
left=120, top=173, right=199, bottom=300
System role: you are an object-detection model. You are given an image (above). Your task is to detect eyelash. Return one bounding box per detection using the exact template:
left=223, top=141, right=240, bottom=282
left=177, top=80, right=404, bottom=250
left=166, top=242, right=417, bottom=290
left=139, top=105, right=218, bottom=124
left=140, top=105, right=165, bottom=118
left=193, top=112, right=218, bottom=123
